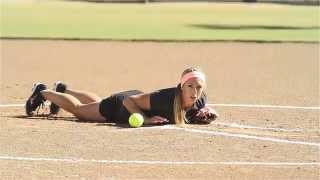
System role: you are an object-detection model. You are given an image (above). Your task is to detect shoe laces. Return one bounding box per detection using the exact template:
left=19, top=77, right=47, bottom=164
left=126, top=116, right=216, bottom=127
left=35, top=100, right=46, bottom=116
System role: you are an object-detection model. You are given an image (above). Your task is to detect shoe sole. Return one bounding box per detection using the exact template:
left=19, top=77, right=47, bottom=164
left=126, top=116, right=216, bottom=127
left=25, top=83, right=46, bottom=116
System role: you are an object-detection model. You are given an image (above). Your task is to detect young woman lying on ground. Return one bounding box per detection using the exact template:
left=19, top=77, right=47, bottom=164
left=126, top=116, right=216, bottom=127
left=25, top=67, right=218, bottom=125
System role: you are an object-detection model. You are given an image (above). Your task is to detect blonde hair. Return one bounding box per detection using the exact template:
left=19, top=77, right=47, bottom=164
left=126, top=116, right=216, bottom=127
left=173, top=67, right=206, bottom=125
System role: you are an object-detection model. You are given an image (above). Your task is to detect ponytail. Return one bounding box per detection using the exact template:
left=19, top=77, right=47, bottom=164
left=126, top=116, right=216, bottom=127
left=173, top=85, right=185, bottom=125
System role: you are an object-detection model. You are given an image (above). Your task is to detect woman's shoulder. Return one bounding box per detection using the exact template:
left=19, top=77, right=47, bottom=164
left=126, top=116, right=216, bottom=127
left=149, top=87, right=177, bottom=104
left=151, top=87, right=177, bottom=96
left=111, top=90, right=143, bottom=96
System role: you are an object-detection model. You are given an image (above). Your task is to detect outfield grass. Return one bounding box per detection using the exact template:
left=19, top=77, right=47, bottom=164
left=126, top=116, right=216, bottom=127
left=1, top=1, right=319, bottom=42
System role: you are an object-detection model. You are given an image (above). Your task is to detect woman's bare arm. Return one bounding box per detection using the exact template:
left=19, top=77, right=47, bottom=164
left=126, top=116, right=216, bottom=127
left=122, top=93, right=168, bottom=125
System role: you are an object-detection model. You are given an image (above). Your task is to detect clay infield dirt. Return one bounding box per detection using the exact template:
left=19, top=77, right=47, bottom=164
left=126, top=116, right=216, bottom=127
left=0, top=39, right=319, bottom=179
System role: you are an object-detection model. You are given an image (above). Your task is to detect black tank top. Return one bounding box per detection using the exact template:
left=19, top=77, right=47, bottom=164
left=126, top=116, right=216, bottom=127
left=101, top=87, right=207, bottom=124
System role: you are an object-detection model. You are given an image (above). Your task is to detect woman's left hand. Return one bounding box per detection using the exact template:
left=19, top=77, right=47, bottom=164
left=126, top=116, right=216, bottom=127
left=195, top=106, right=219, bottom=124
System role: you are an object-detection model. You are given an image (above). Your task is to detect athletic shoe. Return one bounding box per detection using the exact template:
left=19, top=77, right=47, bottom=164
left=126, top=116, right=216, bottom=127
left=49, top=81, right=67, bottom=115
left=25, top=83, right=47, bottom=116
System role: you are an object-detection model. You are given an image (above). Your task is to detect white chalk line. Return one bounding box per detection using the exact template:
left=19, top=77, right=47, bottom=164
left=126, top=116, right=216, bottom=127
left=1, top=103, right=319, bottom=147
left=212, top=122, right=311, bottom=132
left=3, top=102, right=317, bottom=132
left=208, top=103, right=320, bottom=110
left=0, top=103, right=25, bottom=107
left=0, top=156, right=319, bottom=166
left=134, top=126, right=320, bottom=147
left=1, top=103, right=319, bottom=110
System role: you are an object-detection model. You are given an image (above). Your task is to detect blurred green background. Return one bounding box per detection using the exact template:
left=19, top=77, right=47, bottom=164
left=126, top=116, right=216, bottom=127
left=1, top=1, right=319, bottom=42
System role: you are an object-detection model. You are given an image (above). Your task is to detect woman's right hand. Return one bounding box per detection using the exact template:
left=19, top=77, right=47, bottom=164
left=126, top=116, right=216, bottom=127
left=146, top=116, right=169, bottom=125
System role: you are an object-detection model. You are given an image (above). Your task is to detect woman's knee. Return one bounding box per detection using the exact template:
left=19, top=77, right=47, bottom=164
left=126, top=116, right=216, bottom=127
left=73, top=103, right=105, bottom=122
left=73, top=104, right=96, bottom=119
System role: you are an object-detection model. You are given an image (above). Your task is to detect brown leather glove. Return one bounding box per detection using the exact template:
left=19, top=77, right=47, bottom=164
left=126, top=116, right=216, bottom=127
left=186, top=106, right=219, bottom=124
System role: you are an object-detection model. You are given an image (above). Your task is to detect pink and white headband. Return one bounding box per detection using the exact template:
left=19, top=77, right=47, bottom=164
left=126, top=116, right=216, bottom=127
left=180, top=71, right=206, bottom=87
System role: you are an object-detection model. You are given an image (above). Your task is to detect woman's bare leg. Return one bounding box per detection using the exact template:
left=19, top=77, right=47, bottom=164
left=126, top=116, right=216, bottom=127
left=41, top=90, right=106, bottom=122
left=64, top=89, right=102, bottom=104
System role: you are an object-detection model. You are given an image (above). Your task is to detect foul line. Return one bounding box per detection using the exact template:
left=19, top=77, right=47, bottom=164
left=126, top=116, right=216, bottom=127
left=158, top=126, right=320, bottom=147
left=0, top=104, right=26, bottom=107
left=1, top=103, right=319, bottom=110
left=1, top=103, right=319, bottom=147
left=0, top=156, right=319, bottom=166
left=208, top=103, right=320, bottom=110
left=213, top=122, right=308, bottom=132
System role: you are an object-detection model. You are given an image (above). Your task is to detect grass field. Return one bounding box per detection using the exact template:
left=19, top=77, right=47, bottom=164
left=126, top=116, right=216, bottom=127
left=1, top=1, right=319, bottom=42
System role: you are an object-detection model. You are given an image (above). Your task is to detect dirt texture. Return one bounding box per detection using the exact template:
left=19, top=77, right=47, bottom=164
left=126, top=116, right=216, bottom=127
left=0, top=40, right=319, bottom=179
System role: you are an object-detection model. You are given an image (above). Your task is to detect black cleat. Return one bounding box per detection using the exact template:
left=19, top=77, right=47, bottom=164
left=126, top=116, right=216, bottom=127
left=49, top=81, right=67, bottom=115
left=25, top=83, right=47, bottom=116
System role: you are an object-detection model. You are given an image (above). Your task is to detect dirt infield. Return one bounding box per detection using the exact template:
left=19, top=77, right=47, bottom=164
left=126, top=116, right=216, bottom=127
left=0, top=39, right=319, bottom=179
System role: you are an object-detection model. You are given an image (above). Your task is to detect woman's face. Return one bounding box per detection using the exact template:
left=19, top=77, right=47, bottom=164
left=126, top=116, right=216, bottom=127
left=181, top=77, right=205, bottom=108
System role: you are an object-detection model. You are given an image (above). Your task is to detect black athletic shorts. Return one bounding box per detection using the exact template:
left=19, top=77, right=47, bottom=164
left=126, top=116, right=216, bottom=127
left=99, top=90, right=143, bottom=123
